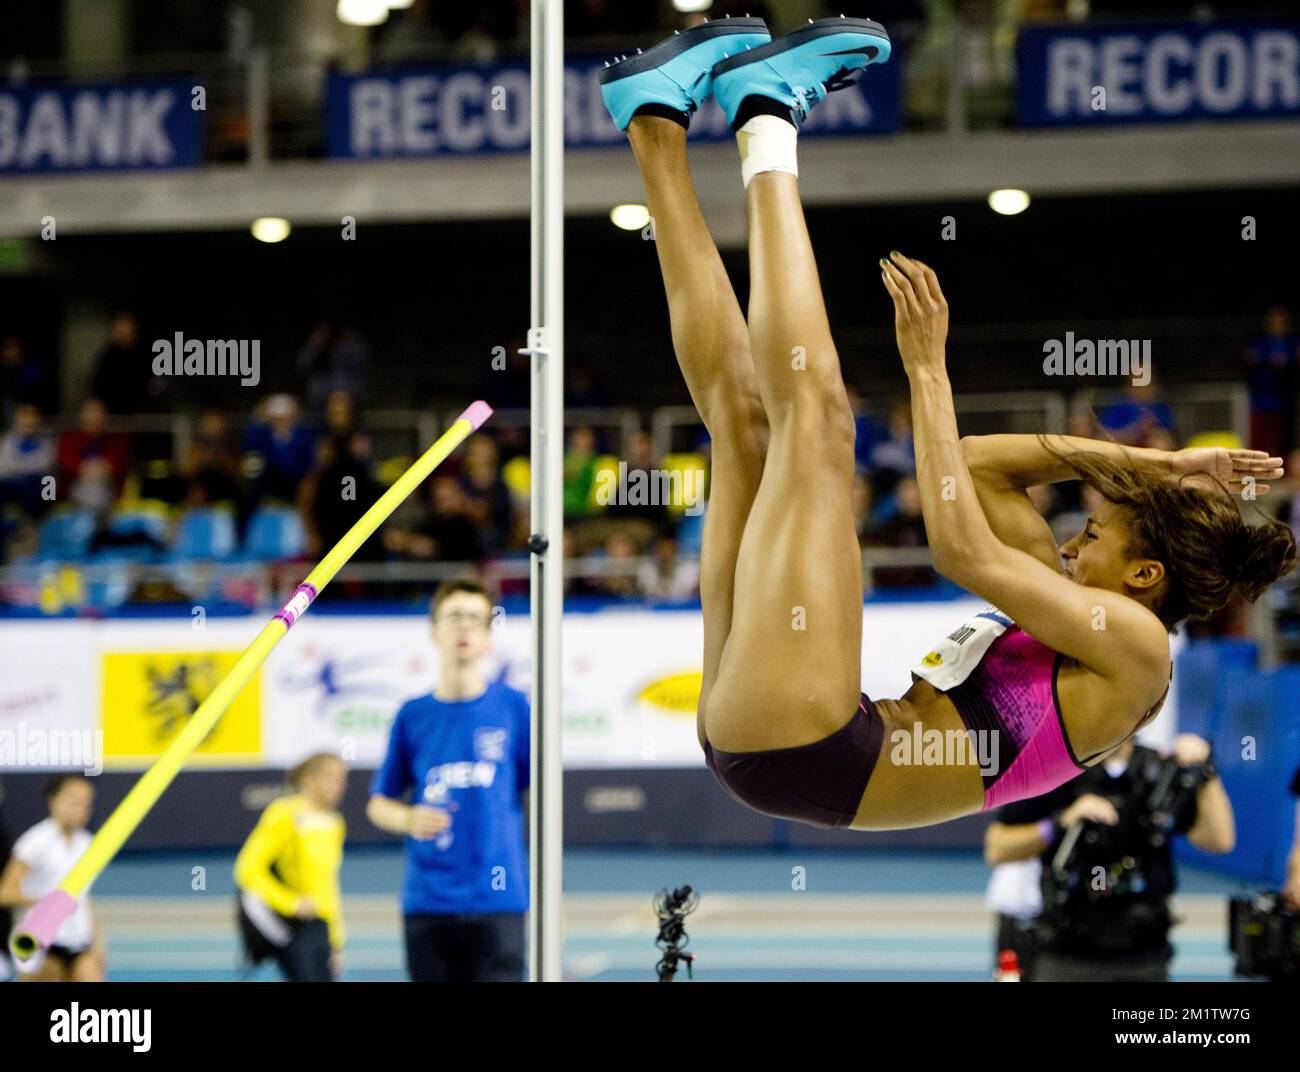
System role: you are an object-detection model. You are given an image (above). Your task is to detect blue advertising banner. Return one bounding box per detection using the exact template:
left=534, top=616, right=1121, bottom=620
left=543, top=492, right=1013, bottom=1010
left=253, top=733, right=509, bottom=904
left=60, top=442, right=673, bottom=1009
left=0, top=78, right=203, bottom=173
left=1017, top=20, right=1300, bottom=127
left=325, top=53, right=901, bottom=159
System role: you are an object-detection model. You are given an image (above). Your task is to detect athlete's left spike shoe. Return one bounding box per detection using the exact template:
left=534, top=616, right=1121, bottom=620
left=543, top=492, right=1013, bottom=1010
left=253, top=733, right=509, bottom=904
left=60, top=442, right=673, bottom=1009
left=712, top=16, right=891, bottom=128
left=598, top=15, right=771, bottom=131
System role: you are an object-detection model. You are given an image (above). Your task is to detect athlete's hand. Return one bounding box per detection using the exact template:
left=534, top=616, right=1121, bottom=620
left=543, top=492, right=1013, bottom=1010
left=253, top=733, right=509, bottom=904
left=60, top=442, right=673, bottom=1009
left=880, top=251, right=949, bottom=377
left=295, top=897, right=319, bottom=920
left=408, top=804, right=452, bottom=840
left=1060, top=793, right=1119, bottom=827
left=1171, top=446, right=1283, bottom=496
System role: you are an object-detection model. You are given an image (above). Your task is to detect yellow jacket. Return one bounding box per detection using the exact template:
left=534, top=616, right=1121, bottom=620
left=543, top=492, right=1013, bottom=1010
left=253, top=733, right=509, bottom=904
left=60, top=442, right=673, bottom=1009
left=234, top=794, right=346, bottom=949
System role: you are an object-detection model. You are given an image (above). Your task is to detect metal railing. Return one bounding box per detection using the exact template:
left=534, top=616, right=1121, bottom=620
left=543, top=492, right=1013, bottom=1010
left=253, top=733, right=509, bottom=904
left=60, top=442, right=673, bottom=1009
left=445, top=406, right=642, bottom=453
left=0, top=546, right=944, bottom=612
left=653, top=391, right=1070, bottom=458
left=30, top=387, right=1248, bottom=473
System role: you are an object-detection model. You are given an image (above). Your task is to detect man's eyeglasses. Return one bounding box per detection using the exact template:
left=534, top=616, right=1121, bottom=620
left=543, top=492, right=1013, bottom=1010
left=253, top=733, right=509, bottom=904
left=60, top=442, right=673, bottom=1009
left=437, top=611, right=492, bottom=627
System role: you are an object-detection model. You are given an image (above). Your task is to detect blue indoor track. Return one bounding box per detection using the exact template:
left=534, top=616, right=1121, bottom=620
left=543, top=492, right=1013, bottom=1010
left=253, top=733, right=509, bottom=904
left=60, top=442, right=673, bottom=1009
left=73, top=847, right=1244, bottom=982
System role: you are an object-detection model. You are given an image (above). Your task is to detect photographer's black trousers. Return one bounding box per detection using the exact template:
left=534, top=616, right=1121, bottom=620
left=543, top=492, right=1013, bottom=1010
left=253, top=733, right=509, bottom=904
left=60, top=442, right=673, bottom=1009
left=1033, top=951, right=1169, bottom=982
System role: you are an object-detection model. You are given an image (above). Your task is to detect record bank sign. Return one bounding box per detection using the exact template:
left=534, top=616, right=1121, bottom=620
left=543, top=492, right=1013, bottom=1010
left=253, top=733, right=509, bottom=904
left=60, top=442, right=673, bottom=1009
left=1017, top=20, right=1300, bottom=127
left=325, top=53, right=900, bottom=159
left=0, top=78, right=203, bottom=173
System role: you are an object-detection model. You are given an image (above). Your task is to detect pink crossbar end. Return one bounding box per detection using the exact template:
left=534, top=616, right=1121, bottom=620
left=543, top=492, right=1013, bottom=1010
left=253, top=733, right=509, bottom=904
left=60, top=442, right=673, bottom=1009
left=460, top=401, right=493, bottom=431
left=16, top=890, right=77, bottom=956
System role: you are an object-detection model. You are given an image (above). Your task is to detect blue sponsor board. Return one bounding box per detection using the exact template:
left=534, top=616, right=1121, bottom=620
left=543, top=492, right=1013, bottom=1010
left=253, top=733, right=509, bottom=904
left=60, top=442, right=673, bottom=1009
left=1017, top=20, right=1300, bottom=127
left=325, top=53, right=900, bottom=159
left=0, top=78, right=203, bottom=173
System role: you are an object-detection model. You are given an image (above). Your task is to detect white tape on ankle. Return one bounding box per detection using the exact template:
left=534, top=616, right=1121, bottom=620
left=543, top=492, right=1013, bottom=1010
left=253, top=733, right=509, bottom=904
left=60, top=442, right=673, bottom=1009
left=737, top=114, right=799, bottom=189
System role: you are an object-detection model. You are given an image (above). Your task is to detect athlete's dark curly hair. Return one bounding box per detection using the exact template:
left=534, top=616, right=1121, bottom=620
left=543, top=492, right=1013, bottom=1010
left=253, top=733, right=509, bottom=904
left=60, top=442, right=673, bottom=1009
left=1046, top=443, right=1296, bottom=630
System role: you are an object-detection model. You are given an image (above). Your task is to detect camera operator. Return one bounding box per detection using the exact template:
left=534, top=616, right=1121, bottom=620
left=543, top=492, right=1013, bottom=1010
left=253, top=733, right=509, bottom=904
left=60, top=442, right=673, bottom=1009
left=985, top=733, right=1234, bottom=981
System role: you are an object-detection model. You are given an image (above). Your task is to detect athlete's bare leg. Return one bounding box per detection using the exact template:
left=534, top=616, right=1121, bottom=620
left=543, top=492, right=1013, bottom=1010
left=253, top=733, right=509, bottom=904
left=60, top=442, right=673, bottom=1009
left=626, top=115, right=769, bottom=748
left=705, top=169, right=864, bottom=752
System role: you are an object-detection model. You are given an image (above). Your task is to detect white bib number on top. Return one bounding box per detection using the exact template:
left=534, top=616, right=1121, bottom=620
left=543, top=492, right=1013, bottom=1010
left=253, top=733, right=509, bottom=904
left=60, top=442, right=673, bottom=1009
left=912, top=606, right=1013, bottom=691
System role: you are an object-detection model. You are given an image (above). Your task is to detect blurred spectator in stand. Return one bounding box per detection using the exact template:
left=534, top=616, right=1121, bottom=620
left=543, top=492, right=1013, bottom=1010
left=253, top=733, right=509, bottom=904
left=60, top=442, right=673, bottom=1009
left=1097, top=374, right=1175, bottom=449
left=638, top=533, right=699, bottom=600
left=603, top=430, right=669, bottom=536
left=870, top=401, right=915, bottom=497
left=1243, top=305, right=1297, bottom=459
left=302, top=417, right=380, bottom=561
left=181, top=409, right=243, bottom=508
left=563, top=426, right=598, bottom=519
left=459, top=437, right=513, bottom=554
left=242, top=395, right=317, bottom=506
left=321, top=391, right=360, bottom=452
left=91, top=311, right=164, bottom=414
left=296, top=325, right=370, bottom=417
left=592, top=531, right=642, bottom=599
left=1, top=336, right=56, bottom=422
left=384, top=475, right=483, bottom=564
left=562, top=527, right=601, bottom=598
left=864, top=476, right=932, bottom=587
left=57, top=398, right=131, bottom=517
left=0, top=403, right=56, bottom=519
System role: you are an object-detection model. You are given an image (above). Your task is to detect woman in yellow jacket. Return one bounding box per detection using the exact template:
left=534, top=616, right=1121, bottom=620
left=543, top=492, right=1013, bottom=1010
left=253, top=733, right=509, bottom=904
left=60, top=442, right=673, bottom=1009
left=235, top=753, right=347, bottom=981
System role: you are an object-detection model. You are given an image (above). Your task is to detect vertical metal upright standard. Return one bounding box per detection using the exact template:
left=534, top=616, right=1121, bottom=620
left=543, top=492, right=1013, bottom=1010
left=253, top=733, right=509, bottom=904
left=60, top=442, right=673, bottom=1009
left=525, top=0, right=565, bottom=982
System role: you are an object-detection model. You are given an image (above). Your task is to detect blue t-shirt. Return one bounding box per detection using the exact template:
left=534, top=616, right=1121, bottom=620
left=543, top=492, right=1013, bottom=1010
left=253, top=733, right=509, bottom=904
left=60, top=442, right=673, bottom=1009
left=371, top=681, right=530, bottom=916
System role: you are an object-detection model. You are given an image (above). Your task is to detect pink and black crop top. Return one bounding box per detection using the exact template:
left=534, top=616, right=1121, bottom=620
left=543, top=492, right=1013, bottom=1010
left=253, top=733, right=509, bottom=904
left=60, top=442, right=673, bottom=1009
left=912, top=608, right=1169, bottom=811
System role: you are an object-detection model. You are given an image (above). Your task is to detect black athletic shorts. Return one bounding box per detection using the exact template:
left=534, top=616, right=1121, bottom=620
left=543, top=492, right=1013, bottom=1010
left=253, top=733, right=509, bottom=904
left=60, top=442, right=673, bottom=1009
left=703, top=695, right=885, bottom=829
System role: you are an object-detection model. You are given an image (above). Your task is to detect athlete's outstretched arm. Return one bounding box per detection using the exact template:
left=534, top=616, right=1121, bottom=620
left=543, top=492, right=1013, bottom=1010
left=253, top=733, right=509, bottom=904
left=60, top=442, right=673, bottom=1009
left=962, top=434, right=1282, bottom=495
left=880, top=253, right=1168, bottom=685
left=961, top=417, right=1282, bottom=572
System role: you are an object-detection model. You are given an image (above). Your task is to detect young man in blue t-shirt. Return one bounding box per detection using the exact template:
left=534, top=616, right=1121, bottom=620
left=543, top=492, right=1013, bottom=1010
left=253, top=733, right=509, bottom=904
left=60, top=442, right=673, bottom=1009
left=368, top=580, right=529, bottom=981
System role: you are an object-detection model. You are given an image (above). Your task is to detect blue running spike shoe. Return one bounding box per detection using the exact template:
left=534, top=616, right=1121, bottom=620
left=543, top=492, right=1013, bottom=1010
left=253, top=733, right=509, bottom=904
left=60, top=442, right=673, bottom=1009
left=712, top=16, right=891, bottom=129
left=598, top=15, right=771, bottom=131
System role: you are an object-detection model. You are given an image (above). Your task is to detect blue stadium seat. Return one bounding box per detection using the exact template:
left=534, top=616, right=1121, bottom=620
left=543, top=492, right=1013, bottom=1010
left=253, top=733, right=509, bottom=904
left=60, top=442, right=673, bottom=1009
left=242, top=506, right=306, bottom=561
left=108, top=504, right=169, bottom=544
left=170, top=507, right=238, bottom=561
left=89, top=504, right=171, bottom=564
left=36, top=509, right=97, bottom=562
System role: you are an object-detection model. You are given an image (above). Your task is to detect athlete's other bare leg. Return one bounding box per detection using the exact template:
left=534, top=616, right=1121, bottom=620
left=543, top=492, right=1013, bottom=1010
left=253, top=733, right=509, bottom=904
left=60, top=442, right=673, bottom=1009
left=626, top=115, right=768, bottom=748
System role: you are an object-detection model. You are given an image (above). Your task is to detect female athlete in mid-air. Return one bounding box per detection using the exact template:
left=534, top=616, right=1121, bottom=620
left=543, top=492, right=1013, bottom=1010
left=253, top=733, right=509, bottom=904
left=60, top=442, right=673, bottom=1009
left=599, top=16, right=1296, bottom=830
